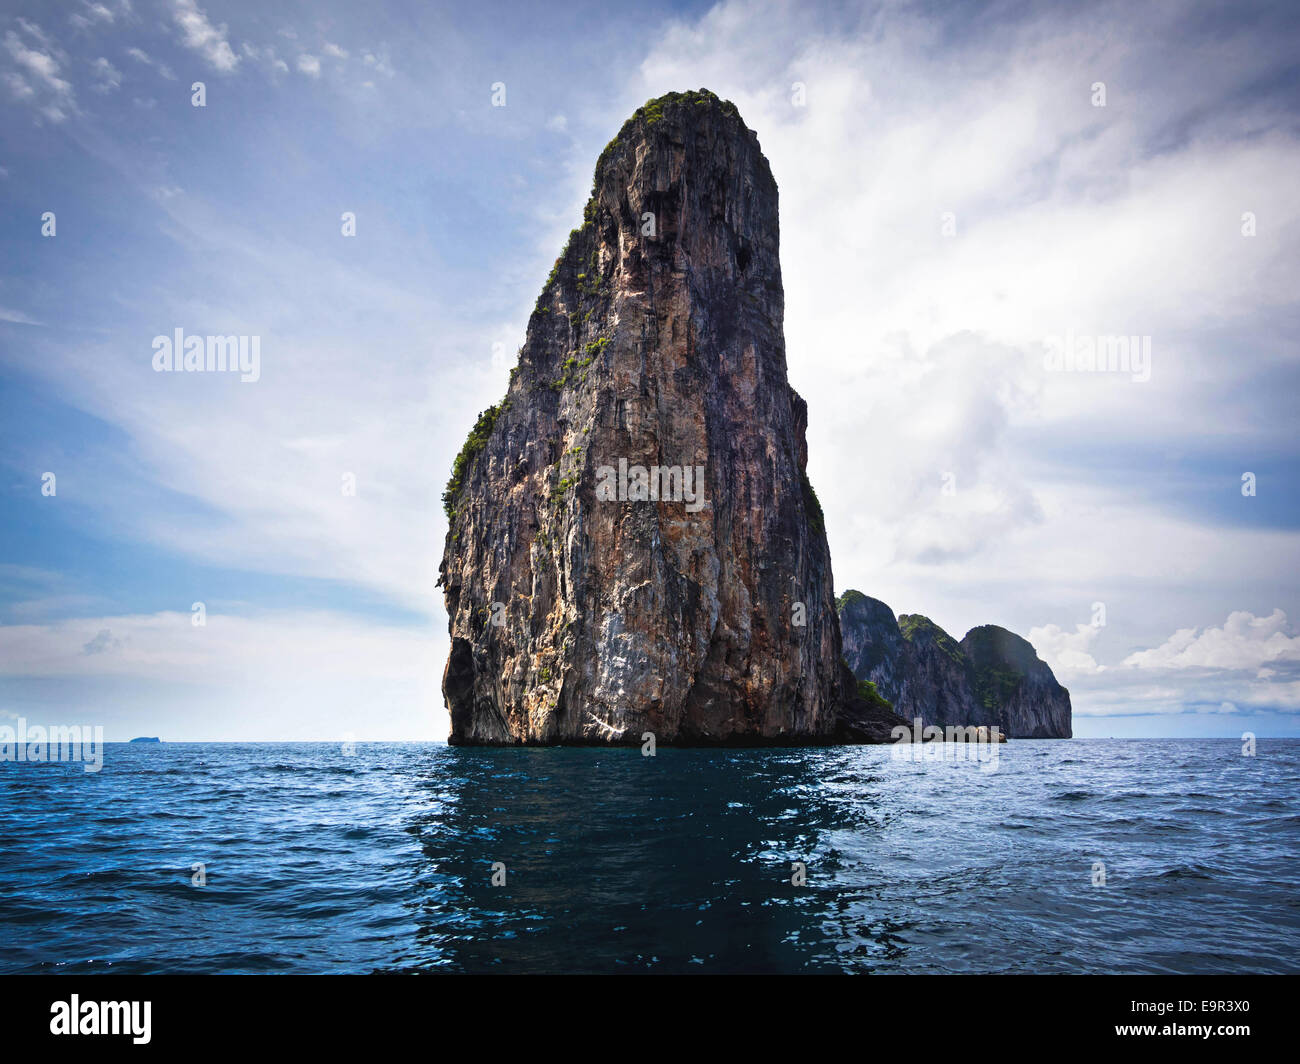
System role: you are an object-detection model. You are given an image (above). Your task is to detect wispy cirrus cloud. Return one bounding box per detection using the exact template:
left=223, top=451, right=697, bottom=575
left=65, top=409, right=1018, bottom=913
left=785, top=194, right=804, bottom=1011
left=3, top=22, right=76, bottom=122
left=0, top=306, right=42, bottom=325
left=125, top=46, right=176, bottom=80
left=89, top=56, right=121, bottom=93
left=68, top=2, right=128, bottom=33
left=169, top=0, right=238, bottom=72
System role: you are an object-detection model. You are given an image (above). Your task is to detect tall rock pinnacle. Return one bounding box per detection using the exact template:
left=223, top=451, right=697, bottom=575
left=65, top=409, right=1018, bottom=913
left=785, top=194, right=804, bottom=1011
left=438, top=90, right=893, bottom=745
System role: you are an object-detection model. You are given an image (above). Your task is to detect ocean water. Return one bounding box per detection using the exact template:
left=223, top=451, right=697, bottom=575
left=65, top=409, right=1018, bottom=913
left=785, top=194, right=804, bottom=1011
left=0, top=738, right=1296, bottom=974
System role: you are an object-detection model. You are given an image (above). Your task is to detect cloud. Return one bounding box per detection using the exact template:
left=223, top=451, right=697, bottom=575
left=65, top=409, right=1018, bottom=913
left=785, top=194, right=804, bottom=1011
left=361, top=51, right=393, bottom=77
left=238, top=42, right=289, bottom=76
left=15, top=19, right=55, bottom=49
left=296, top=53, right=320, bottom=77
left=1043, top=608, right=1300, bottom=720
left=1124, top=609, right=1300, bottom=671
left=1029, top=621, right=1105, bottom=676
left=623, top=0, right=1300, bottom=662
left=0, top=306, right=42, bottom=325
left=0, top=609, right=447, bottom=740
left=89, top=56, right=121, bottom=93
left=68, top=2, right=121, bottom=32
left=125, top=45, right=176, bottom=80
left=1065, top=665, right=1300, bottom=719
left=3, top=25, right=76, bottom=122
left=170, top=0, right=238, bottom=72
left=81, top=627, right=121, bottom=654
left=3, top=0, right=1296, bottom=740
left=321, top=42, right=348, bottom=60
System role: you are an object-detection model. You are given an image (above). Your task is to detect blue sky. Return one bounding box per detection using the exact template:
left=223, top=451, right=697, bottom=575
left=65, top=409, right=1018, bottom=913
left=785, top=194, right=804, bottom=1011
left=1, top=0, right=1298, bottom=740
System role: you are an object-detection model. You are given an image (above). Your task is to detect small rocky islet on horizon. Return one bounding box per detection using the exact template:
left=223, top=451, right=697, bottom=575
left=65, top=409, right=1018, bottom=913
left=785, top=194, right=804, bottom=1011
left=436, top=89, right=1071, bottom=746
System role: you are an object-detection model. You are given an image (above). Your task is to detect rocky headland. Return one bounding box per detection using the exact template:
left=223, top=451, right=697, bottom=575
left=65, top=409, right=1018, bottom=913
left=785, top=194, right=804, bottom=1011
left=838, top=590, right=1072, bottom=738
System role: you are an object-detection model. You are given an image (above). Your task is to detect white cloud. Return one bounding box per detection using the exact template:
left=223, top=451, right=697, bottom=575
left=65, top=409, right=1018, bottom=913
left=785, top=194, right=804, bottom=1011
left=0, top=306, right=42, bottom=325
left=3, top=71, right=33, bottom=102
left=170, top=0, right=238, bottom=72
left=0, top=609, right=448, bottom=740
left=15, top=19, right=55, bottom=49
left=4, top=0, right=1296, bottom=739
left=297, top=53, right=320, bottom=77
left=361, top=51, right=393, bottom=77
left=1038, top=608, right=1300, bottom=719
left=2, top=26, right=76, bottom=122
left=1029, top=621, right=1105, bottom=676
left=124, top=45, right=174, bottom=80
left=89, top=56, right=121, bottom=93
left=239, top=41, right=290, bottom=76
left=623, top=0, right=1300, bottom=675
left=69, top=3, right=118, bottom=32
left=321, top=42, right=348, bottom=60
left=1124, top=609, right=1300, bottom=671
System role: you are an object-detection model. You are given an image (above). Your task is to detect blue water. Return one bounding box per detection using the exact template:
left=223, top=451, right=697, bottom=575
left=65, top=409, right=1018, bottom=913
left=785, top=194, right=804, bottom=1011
left=0, top=739, right=1296, bottom=973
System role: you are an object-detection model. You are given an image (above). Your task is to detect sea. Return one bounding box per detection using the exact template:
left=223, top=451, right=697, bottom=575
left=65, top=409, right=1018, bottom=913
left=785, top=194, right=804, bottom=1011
left=1, top=738, right=1296, bottom=974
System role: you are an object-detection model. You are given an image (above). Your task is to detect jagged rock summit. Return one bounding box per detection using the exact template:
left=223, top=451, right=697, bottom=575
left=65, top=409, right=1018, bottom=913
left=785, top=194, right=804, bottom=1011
left=438, top=90, right=902, bottom=745
left=838, top=590, right=1073, bottom=738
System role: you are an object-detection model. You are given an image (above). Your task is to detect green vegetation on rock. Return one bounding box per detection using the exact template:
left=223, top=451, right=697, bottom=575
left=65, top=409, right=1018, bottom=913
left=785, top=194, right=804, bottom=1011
left=443, top=402, right=506, bottom=519
left=963, top=626, right=1030, bottom=712
left=856, top=678, right=895, bottom=714
left=577, top=90, right=740, bottom=244
left=802, top=473, right=825, bottom=535
left=972, top=663, right=1023, bottom=712
left=898, top=614, right=967, bottom=667
left=836, top=589, right=867, bottom=612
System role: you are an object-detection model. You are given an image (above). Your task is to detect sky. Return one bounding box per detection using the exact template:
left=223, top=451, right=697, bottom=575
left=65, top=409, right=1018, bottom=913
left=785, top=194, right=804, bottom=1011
left=0, top=0, right=1297, bottom=741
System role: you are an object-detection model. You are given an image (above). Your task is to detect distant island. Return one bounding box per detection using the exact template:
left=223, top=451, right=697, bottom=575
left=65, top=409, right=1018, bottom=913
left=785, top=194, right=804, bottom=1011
left=128, top=737, right=162, bottom=743
left=838, top=591, right=1071, bottom=738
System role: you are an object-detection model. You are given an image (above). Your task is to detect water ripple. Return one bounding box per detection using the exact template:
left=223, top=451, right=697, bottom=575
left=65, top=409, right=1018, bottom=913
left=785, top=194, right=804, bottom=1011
left=0, top=738, right=1296, bottom=973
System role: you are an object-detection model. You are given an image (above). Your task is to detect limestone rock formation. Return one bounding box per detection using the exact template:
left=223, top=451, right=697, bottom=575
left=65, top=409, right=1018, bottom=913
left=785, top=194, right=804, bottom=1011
left=838, top=590, right=1072, bottom=738
left=961, top=625, right=1073, bottom=739
left=438, top=90, right=903, bottom=745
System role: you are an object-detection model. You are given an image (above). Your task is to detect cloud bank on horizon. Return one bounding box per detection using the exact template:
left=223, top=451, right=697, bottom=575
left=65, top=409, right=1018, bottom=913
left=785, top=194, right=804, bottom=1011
left=1, top=0, right=1297, bottom=739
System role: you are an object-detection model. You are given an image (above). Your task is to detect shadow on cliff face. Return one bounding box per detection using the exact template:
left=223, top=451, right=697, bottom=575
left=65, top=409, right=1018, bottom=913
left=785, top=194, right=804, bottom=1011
left=395, top=747, right=909, bottom=973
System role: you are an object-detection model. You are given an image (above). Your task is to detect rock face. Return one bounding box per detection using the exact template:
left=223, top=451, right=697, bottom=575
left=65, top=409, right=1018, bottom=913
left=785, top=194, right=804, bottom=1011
left=438, top=90, right=901, bottom=745
left=838, top=590, right=1072, bottom=738
left=961, top=625, right=1073, bottom=739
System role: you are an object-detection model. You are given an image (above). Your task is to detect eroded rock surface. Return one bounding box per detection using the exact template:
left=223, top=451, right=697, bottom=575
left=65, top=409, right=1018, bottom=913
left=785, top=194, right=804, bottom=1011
left=438, top=91, right=900, bottom=745
left=838, top=590, right=1072, bottom=738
